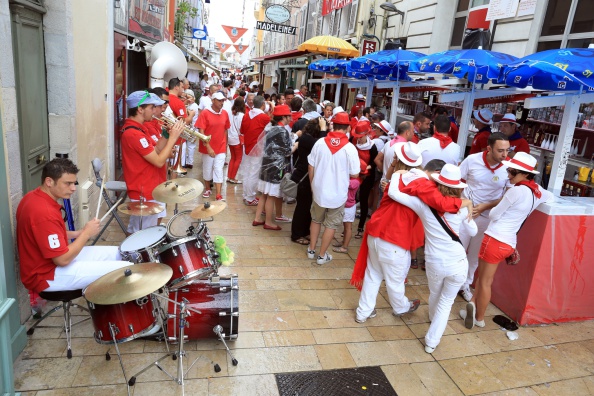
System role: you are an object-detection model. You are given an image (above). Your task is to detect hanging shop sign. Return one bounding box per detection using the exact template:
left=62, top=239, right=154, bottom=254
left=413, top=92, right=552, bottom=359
left=148, top=3, right=164, bottom=14
left=322, top=0, right=353, bottom=16
left=256, top=21, right=296, bottom=35
left=265, top=5, right=291, bottom=24
left=279, top=57, right=308, bottom=68
left=361, top=40, right=377, bottom=56
left=222, top=25, right=249, bottom=43
left=192, top=27, right=208, bottom=40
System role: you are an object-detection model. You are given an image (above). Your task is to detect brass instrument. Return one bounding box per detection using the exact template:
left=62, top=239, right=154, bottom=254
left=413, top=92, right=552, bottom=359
left=153, top=114, right=211, bottom=144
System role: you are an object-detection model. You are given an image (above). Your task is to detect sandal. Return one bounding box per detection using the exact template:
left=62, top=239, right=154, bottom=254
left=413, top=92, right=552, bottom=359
left=333, top=246, right=348, bottom=253
left=292, top=237, right=309, bottom=245
left=410, top=259, right=418, bottom=269
left=354, top=228, right=364, bottom=239
left=333, top=241, right=343, bottom=248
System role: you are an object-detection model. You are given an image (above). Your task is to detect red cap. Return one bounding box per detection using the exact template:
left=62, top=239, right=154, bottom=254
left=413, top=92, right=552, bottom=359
left=272, top=104, right=291, bottom=116
left=352, top=120, right=371, bottom=138
left=332, top=112, right=351, bottom=125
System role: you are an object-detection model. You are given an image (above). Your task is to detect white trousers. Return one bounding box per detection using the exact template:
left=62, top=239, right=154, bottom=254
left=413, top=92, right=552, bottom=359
left=459, top=215, right=490, bottom=290
left=127, top=199, right=165, bottom=234
left=182, top=140, right=197, bottom=166
left=356, top=235, right=411, bottom=319
left=202, top=153, right=226, bottom=183
left=240, top=154, right=262, bottom=201
left=425, top=258, right=468, bottom=348
left=45, top=246, right=131, bottom=292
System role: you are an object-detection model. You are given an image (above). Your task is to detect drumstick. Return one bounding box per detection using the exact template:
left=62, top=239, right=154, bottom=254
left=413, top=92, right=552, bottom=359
left=100, top=197, right=124, bottom=223
left=96, top=174, right=106, bottom=219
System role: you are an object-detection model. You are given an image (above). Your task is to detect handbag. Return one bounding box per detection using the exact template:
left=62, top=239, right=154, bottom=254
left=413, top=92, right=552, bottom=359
left=505, top=187, right=535, bottom=265
left=280, top=172, right=307, bottom=199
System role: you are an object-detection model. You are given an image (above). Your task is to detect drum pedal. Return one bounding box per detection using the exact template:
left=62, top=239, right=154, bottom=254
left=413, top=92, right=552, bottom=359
left=213, top=325, right=238, bottom=366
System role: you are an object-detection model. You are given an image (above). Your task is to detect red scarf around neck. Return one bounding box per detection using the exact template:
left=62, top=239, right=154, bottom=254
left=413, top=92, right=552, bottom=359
left=324, top=132, right=349, bottom=154
left=515, top=180, right=542, bottom=198
left=432, top=132, right=453, bottom=149
left=482, top=151, right=504, bottom=173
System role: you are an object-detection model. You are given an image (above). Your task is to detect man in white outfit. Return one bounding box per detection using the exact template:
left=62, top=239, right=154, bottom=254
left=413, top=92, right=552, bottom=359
left=417, top=114, right=460, bottom=167
left=458, top=132, right=510, bottom=301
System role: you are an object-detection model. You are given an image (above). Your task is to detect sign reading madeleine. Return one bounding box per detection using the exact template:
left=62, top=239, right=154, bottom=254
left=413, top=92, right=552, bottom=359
left=265, top=5, right=291, bottom=24
left=256, top=21, right=296, bottom=35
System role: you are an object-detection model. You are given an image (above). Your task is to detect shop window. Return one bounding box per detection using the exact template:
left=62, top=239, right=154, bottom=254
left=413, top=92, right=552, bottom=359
left=450, top=17, right=468, bottom=47
left=536, top=40, right=562, bottom=52
left=451, top=0, right=490, bottom=49
left=571, top=0, right=594, bottom=34
left=539, top=0, right=594, bottom=49
left=541, top=0, right=571, bottom=36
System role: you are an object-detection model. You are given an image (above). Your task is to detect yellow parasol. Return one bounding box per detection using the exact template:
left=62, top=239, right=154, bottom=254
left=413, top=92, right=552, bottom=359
left=298, top=36, right=359, bottom=58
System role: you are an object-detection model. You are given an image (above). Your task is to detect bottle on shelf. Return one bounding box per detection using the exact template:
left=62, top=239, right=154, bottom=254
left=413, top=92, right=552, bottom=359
left=573, top=171, right=579, bottom=181
left=577, top=188, right=582, bottom=197
left=569, top=185, right=575, bottom=196
left=549, top=135, right=557, bottom=151
left=561, top=184, right=569, bottom=196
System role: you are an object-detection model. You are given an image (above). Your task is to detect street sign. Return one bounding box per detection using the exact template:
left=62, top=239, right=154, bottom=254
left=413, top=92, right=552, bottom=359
left=192, top=28, right=207, bottom=40
left=361, top=40, right=377, bottom=55
left=256, top=21, right=296, bottom=35
left=265, top=5, right=291, bottom=24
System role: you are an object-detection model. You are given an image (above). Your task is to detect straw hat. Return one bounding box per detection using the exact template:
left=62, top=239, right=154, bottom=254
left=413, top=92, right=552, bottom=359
left=431, top=164, right=467, bottom=188
left=394, top=142, right=422, bottom=167
left=502, top=152, right=539, bottom=174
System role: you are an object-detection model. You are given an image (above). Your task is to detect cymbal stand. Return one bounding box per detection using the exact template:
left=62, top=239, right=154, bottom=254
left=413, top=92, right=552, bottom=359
left=127, top=293, right=202, bottom=395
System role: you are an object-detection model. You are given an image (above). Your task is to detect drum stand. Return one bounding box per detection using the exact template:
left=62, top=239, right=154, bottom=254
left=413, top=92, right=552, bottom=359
left=124, top=293, right=238, bottom=395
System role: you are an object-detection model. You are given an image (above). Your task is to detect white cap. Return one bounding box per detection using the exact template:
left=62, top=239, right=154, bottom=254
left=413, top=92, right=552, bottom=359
left=332, top=106, right=346, bottom=116
left=212, top=92, right=226, bottom=100
left=185, top=89, right=195, bottom=98
left=355, top=93, right=365, bottom=100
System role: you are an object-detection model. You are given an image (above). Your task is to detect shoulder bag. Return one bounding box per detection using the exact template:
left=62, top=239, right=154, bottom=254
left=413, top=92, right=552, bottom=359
left=429, top=207, right=463, bottom=246
left=280, top=170, right=307, bottom=199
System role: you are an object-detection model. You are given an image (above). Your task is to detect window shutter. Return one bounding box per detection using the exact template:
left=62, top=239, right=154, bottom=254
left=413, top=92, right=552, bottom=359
left=306, top=0, right=315, bottom=40
left=348, top=0, right=359, bottom=35
left=316, top=1, right=323, bottom=36
left=332, top=9, right=341, bottom=36
left=328, top=11, right=335, bottom=36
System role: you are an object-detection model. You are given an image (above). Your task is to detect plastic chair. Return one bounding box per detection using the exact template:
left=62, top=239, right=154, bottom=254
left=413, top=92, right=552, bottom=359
left=91, top=158, right=128, bottom=244
left=26, top=289, right=90, bottom=359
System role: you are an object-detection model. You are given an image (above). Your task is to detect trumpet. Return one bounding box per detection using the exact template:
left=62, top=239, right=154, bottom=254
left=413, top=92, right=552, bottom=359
left=153, top=114, right=211, bottom=144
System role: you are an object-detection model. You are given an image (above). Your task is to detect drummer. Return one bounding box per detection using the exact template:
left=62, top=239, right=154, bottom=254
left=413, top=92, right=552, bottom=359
left=16, top=158, right=131, bottom=293
left=121, top=90, right=184, bottom=233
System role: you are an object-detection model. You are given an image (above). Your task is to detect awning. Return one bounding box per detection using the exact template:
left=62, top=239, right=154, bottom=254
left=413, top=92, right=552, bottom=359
left=251, top=49, right=309, bottom=62
left=175, top=41, right=221, bottom=74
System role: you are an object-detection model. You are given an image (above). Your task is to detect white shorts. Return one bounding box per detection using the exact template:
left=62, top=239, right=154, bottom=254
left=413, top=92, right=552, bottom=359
left=45, top=246, right=131, bottom=292
left=343, top=205, right=356, bottom=223
left=202, top=153, right=226, bottom=183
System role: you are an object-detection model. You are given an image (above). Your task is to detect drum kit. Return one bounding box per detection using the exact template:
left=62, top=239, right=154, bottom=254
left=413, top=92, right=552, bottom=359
left=84, top=178, right=237, bottom=394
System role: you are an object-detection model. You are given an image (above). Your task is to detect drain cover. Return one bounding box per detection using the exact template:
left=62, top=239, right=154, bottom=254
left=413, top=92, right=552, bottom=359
left=276, top=366, right=397, bottom=396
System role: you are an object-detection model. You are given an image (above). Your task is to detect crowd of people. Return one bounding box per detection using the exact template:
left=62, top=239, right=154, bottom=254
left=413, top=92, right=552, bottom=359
left=16, top=73, right=554, bottom=357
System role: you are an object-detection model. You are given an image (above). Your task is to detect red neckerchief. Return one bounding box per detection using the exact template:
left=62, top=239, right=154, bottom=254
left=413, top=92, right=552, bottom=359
left=324, top=132, right=349, bottom=154
left=515, top=180, right=542, bottom=198
left=482, top=151, right=505, bottom=173
left=432, top=132, right=453, bottom=149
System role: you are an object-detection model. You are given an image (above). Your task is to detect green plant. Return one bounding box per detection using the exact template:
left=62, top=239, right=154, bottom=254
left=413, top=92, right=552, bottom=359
left=175, top=1, right=199, bottom=40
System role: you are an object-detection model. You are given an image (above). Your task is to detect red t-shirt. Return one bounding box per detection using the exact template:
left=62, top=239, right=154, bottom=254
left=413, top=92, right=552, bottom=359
left=17, top=188, right=69, bottom=293
left=168, top=94, right=186, bottom=118
left=509, top=137, right=530, bottom=154
left=195, top=108, right=230, bottom=155
left=241, top=111, right=271, bottom=155
left=121, top=119, right=161, bottom=200
left=469, top=128, right=492, bottom=155
left=144, top=120, right=167, bottom=182
left=449, top=121, right=459, bottom=144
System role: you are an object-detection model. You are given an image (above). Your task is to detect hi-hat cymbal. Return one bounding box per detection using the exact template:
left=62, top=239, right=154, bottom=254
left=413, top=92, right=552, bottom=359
left=84, top=263, right=173, bottom=305
left=190, top=201, right=227, bottom=219
left=118, top=201, right=165, bottom=216
left=152, top=179, right=204, bottom=204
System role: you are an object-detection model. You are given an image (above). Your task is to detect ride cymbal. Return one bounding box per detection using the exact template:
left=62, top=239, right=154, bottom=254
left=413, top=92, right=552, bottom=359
left=190, top=201, right=227, bottom=219
left=118, top=201, right=164, bottom=216
left=84, top=263, right=173, bottom=305
left=152, top=179, right=204, bottom=204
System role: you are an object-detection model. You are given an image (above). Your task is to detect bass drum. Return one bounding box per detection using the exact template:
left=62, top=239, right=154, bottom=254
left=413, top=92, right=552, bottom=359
left=167, top=275, right=238, bottom=342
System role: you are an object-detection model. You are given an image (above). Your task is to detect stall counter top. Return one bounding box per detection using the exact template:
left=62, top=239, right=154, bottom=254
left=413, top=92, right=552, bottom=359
left=536, top=195, right=594, bottom=216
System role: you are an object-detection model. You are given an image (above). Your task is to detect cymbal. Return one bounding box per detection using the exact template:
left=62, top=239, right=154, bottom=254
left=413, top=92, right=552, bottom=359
left=152, top=179, right=204, bottom=204
left=118, top=201, right=164, bottom=216
left=84, top=263, right=173, bottom=305
left=190, top=201, right=227, bottom=219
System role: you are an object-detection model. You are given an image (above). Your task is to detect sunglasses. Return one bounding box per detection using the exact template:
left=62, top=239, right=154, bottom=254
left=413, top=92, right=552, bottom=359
left=138, top=90, right=150, bottom=106
left=506, top=168, right=520, bottom=177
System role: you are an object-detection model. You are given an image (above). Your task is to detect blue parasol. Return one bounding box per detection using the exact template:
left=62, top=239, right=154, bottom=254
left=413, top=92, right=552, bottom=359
left=348, top=49, right=426, bottom=79
left=308, top=59, right=348, bottom=76
left=500, top=48, right=594, bottom=91
left=410, top=49, right=518, bottom=83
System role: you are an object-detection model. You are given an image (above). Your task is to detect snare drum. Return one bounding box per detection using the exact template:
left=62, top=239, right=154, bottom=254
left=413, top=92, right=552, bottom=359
left=119, top=226, right=167, bottom=263
left=166, top=210, right=204, bottom=240
left=86, top=295, right=160, bottom=344
left=156, top=235, right=215, bottom=289
left=167, top=275, right=238, bottom=342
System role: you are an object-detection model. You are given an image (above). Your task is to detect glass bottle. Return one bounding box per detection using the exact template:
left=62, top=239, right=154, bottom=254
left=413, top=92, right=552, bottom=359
left=577, top=188, right=582, bottom=197
left=569, top=185, right=575, bottom=196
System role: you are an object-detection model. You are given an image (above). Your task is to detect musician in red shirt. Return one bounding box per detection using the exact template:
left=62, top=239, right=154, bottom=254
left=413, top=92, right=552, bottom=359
left=16, top=158, right=130, bottom=294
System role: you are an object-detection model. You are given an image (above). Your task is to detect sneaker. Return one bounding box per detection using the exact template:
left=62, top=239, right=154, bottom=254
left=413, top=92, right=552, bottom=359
left=459, top=308, right=485, bottom=328
left=285, top=197, right=296, bottom=204
left=316, top=253, right=333, bottom=265
left=465, top=301, right=476, bottom=329
left=424, top=345, right=436, bottom=354
left=355, top=309, right=377, bottom=324
left=307, top=249, right=316, bottom=259
left=202, top=190, right=212, bottom=198
left=393, top=299, right=421, bottom=317
left=275, top=215, right=292, bottom=223
left=216, top=195, right=225, bottom=201
left=244, top=198, right=259, bottom=206
left=459, top=287, right=473, bottom=302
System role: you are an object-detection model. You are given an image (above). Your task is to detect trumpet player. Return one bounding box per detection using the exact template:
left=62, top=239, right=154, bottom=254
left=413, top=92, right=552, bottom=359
left=121, top=90, right=184, bottom=233
left=195, top=91, right=230, bottom=201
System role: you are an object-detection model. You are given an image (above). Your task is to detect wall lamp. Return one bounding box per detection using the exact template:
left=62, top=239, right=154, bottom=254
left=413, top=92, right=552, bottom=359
left=379, top=2, right=405, bottom=24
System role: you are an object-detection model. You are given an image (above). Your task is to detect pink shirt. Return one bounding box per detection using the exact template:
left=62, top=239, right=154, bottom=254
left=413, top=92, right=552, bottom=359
left=346, top=178, right=361, bottom=208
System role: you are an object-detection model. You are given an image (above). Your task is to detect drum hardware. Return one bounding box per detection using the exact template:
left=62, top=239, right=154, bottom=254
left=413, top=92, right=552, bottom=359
left=190, top=201, right=227, bottom=220
left=213, top=325, right=238, bottom=366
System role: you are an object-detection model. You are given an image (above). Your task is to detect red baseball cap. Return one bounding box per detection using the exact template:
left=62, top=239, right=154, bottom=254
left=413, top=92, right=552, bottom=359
left=332, top=112, right=351, bottom=125
left=273, top=104, right=291, bottom=116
